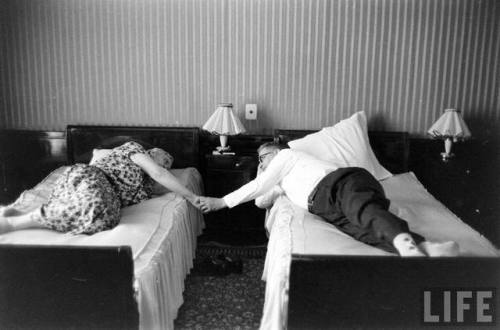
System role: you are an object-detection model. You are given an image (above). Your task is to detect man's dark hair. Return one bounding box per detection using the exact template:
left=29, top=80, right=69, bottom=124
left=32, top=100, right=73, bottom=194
left=257, top=141, right=288, bottom=153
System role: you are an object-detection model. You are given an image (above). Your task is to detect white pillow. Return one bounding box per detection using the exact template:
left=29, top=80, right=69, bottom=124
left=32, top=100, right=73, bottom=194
left=288, top=111, right=392, bottom=180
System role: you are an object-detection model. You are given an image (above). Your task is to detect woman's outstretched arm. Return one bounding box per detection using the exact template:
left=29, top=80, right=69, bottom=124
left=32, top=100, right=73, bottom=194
left=131, top=153, right=201, bottom=208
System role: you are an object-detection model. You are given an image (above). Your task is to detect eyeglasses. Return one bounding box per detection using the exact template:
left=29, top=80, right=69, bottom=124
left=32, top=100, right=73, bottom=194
left=258, top=152, right=274, bottom=163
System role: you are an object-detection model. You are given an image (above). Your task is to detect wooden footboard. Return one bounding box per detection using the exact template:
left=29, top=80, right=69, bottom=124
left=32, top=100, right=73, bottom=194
left=0, top=244, right=139, bottom=329
left=288, top=255, right=500, bottom=329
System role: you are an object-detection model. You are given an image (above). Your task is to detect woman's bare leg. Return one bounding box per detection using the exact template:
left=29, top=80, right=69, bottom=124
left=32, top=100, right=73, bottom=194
left=0, top=206, right=26, bottom=217
left=0, top=208, right=45, bottom=234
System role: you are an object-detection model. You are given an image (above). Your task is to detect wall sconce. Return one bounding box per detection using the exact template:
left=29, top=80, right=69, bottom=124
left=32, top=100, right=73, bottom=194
left=202, top=103, right=246, bottom=153
left=428, top=108, right=471, bottom=162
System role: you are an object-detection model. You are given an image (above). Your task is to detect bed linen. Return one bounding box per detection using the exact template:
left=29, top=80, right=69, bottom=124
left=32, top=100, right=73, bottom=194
left=0, top=167, right=204, bottom=330
left=260, top=172, right=499, bottom=330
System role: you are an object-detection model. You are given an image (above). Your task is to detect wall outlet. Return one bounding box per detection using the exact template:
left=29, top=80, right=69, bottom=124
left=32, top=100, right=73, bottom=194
left=245, top=104, right=257, bottom=120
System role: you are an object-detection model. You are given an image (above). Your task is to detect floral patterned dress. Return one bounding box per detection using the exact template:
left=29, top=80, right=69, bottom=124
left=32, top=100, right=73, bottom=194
left=39, top=142, right=153, bottom=234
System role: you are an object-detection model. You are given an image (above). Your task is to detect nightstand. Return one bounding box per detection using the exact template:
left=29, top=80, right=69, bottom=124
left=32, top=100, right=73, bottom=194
left=200, top=154, right=268, bottom=246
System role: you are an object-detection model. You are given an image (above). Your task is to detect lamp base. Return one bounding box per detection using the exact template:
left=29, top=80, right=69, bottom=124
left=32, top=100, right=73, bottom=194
left=440, top=152, right=454, bottom=162
left=213, top=145, right=235, bottom=155
left=216, top=145, right=231, bottom=152
left=440, top=137, right=455, bottom=162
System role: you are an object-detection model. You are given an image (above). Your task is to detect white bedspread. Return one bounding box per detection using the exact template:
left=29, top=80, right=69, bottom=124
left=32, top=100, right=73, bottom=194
left=260, top=172, right=499, bottom=330
left=0, top=167, right=204, bottom=330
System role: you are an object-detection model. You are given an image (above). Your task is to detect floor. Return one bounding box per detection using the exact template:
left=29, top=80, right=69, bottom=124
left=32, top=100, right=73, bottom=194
left=174, top=246, right=266, bottom=329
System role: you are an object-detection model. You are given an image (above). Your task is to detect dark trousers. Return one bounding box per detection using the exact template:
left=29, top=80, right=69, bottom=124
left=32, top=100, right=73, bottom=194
left=307, top=167, right=424, bottom=253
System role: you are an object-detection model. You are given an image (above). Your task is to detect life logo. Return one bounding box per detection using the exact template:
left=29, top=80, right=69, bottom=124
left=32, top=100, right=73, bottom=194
left=422, top=288, right=496, bottom=326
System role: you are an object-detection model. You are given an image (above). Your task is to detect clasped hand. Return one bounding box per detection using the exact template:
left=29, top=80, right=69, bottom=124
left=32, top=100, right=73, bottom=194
left=192, top=196, right=224, bottom=214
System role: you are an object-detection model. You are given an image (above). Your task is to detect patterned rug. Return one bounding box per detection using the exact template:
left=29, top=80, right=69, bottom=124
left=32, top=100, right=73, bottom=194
left=174, top=246, right=267, bottom=329
left=196, top=242, right=268, bottom=259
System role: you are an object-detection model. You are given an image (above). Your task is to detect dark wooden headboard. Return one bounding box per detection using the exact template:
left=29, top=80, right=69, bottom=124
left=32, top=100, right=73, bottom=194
left=66, top=125, right=200, bottom=169
left=274, top=129, right=410, bottom=174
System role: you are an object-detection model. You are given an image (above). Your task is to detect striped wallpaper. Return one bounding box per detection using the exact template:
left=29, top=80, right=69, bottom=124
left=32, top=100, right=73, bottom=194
left=1, top=0, right=499, bottom=136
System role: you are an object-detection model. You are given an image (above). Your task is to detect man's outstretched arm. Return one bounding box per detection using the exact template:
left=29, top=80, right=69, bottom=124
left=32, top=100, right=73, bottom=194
left=199, top=149, right=293, bottom=214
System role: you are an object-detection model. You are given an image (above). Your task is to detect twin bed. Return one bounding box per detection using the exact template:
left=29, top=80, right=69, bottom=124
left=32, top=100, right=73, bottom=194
left=0, top=126, right=203, bottom=329
left=261, top=126, right=500, bottom=329
left=1, top=121, right=499, bottom=330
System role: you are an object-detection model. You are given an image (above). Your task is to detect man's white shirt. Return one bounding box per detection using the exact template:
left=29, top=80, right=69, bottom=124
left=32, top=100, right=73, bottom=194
left=223, top=149, right=343, bottom=210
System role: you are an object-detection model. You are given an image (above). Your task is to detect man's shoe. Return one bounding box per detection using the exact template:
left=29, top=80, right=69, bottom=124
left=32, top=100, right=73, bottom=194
left=217, top=254, right=243, bottom=274
left=194, top=256, right=231, bottom=276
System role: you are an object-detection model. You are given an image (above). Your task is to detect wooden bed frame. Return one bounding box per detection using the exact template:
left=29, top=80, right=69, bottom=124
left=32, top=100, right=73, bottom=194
left=66, top=125, right=200, bottom=169
left=288, top=256, right=500, bottom=329
left=274, top=129, right=500, bottom=329
left=0, top=125, right=200, bottom=329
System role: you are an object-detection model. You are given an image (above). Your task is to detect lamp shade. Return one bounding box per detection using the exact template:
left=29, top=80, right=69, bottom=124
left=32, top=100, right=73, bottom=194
left=427, top=109, right=471, bottom=140
left=202, top=103, right=246, bottom=135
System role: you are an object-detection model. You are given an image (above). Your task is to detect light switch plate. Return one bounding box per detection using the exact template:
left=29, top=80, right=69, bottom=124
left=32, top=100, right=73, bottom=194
left=245, top=104, right=257, bottom=120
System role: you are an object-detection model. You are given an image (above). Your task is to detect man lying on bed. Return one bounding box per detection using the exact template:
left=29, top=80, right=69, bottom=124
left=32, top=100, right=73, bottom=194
left=198, top=142, right=459, bottom=257
left=0, top=141, right=201, bottom=235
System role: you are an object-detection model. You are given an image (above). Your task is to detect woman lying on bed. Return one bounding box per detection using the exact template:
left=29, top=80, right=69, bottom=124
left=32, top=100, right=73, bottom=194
left=199, top=142, right=459, bottom=257
left=0, top=141, right=201, bottom=235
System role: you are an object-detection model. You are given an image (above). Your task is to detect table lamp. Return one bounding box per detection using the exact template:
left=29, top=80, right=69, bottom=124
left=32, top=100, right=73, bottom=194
left=203, top=103, right=246, bottom=153
left=427, top=108, right=471, bottom=161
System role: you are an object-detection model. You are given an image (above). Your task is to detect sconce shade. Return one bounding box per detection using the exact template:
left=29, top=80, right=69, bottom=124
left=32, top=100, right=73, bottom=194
left=427, top=109, right=471, bottom=141
left=202, top=103, right=246, bottom=136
